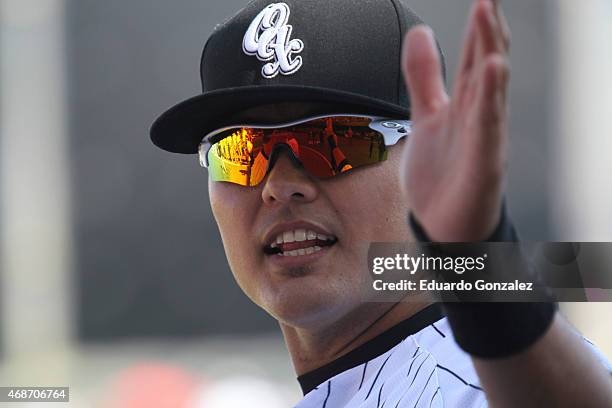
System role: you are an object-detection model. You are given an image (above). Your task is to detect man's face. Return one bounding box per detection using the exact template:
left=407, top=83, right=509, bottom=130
left=209, top=118, right=412, bottom=330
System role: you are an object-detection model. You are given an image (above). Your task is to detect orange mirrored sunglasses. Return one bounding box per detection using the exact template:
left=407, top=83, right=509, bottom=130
left=198, top=114, right=411, bottom=187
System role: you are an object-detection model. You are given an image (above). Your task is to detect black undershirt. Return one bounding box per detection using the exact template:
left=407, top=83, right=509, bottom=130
left=297, top=303, right=444, bottom=395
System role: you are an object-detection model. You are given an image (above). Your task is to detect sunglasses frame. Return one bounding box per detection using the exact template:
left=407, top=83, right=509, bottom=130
left=198, top=114, right=412, bottom=169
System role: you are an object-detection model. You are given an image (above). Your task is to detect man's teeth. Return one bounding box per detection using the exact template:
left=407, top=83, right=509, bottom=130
left=271, top=229, right=332, bottom=247
left=280, top=246, right=322, bottom=257
left=268, top=229, right=335, bottom=256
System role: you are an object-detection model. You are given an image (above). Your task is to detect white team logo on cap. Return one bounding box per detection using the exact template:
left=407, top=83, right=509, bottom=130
left=243, top=2, right=304, bottom=79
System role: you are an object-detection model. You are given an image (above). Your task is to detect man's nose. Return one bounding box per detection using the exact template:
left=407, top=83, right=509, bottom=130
left=261, top=150, right=318, bottom=205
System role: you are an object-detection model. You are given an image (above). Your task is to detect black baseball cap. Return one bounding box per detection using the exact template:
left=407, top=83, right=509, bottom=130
left=150, top=0, right=444, bottom=154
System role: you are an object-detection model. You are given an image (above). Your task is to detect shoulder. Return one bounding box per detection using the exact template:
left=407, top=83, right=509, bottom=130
left=295, top=316, right=611, bottom=407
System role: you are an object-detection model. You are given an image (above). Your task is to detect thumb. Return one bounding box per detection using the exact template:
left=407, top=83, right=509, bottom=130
left=401, top=25, right=448, bottom=119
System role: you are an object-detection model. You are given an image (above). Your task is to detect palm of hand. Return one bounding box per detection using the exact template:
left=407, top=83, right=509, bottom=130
left=400, top=0, right=510, bottom=242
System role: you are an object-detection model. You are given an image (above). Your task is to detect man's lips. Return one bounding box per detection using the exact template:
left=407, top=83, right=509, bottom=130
left=262, top=221, right=338, bottom=256
left=263, top=237, right=337, bottom=255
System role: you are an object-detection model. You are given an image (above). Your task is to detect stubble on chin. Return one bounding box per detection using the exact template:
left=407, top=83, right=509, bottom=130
left=285, top=265, right=314, bottom=278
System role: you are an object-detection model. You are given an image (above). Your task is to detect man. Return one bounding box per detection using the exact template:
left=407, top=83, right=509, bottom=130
left=150, top=0, right=612, bottom=406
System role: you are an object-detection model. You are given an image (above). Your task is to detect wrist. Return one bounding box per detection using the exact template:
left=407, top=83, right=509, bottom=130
left=409, top=200, right=515, bottom=243
left=408, top=199, right=557, bottom=359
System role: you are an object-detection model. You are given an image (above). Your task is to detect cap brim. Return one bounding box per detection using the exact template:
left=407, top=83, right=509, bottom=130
left=150, top=85, right=410, bottom=154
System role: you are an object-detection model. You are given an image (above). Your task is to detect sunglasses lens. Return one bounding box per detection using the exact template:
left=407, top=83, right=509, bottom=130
left=205, top=116, right=391, bottom=186
left=207, top=128, right=267, bottom=187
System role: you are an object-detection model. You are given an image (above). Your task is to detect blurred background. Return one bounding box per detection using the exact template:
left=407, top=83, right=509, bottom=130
left=1, top=0, right=611, bottom=406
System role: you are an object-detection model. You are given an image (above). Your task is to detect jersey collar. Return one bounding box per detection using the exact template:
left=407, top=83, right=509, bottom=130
left=297, top=303, right=445, bottom=395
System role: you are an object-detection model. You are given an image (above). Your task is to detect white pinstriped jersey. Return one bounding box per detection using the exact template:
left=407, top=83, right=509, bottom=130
left=295, top=316, right=612, bottom=408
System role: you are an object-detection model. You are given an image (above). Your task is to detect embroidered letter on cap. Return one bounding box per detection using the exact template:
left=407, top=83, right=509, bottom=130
left=243, top=2, right=304, bottom=79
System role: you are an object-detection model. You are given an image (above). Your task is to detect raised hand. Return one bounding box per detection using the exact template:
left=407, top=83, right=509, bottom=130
left=400, top=0, right=511, bottom=242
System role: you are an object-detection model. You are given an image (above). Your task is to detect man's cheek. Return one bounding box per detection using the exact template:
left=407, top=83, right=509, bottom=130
left=208, top=185, right=228, bottom=225
left=210, top=186, right=254, bottom=232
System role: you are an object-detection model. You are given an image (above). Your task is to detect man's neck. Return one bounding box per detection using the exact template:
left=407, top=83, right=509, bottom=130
left=280, top=299, right=434, bottom=376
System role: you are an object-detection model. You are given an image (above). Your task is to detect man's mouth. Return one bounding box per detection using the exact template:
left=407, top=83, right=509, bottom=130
left=263, top=229, right=338, bottom=257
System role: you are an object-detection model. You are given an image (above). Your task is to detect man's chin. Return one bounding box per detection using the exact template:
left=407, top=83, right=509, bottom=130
left=262, top=279, right=363, bottom=331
